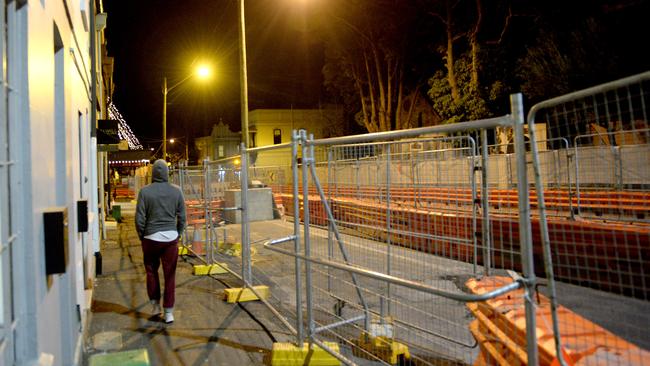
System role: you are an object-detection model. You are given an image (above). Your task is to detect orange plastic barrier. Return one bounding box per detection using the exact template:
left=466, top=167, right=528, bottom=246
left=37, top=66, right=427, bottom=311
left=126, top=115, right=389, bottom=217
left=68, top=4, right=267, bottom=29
left=274, top=191, right=650, bottom=299
left=465, top=276, right=650, bottom=365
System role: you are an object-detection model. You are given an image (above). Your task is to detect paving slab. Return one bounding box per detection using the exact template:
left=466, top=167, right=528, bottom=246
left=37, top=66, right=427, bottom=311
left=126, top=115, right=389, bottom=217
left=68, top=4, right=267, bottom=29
left=82, top=211, right=292, bottom=366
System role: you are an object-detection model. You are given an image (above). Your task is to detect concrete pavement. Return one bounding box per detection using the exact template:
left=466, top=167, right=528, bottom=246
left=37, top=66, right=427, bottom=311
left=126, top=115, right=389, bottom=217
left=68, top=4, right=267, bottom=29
left=82, top=203, right=294, bottom=366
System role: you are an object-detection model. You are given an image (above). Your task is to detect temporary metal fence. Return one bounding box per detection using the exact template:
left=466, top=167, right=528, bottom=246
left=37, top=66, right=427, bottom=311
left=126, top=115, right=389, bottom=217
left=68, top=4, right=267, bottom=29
left=173, top=73, right=650, bottom=366
left=260, top=94, right=543, bottom=365
left=528, top=71, right=650, bottom=366
left=170, top=157, right=241, bottom=266
left=573, top=129, right=650, bottom=222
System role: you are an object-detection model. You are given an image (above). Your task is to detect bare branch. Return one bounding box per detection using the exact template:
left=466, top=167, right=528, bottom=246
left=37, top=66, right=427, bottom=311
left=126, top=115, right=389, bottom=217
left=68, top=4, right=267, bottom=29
left=428, top=11, right=447, bottom=25
left=485, top=6, right=537, bottom=45
left=453, top=32, right=466, bottom=42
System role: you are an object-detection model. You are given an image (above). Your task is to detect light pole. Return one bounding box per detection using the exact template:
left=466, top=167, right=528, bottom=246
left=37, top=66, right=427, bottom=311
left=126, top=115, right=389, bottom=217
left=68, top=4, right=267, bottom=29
left=162, top=64, right=211, bottom=160
left=238, top=0, right=250, bottom=147
left=169, top=138, right=189, bottom=162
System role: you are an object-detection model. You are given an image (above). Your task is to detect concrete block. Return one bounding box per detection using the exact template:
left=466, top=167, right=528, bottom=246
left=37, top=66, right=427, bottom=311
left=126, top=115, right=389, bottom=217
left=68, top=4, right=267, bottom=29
left=271, top=342, right=340, bottom=366
left=224, top=188, right=273, bottom=223
left=192, top=263, right=228, bottom=276
left=89, top=349, right=149, bottom=366
left=355, top=333, right=410, bottom=365
left=223, top=285, right=269, bottom=303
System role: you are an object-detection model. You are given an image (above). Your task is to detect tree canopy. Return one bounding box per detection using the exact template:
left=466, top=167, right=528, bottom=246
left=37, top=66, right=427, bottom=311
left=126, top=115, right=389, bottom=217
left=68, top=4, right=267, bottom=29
left=316, top=0, right=648, bottom=132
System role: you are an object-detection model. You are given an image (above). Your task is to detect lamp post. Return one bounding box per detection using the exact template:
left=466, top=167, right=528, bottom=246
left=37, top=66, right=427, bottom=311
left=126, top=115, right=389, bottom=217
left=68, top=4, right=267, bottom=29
left=238, top=0, right=250, bottom=147
left=162, top=64, right=211, bottom=160
left=169, top=138, right=189, bottom=162
left=163, top=77, right=168, bottom=159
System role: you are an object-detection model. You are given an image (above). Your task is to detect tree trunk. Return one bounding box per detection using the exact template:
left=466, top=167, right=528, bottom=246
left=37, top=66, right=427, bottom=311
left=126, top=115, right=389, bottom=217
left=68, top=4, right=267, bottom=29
left=395, top=68, right=405, bottom=130
left=372, top=46, right=388, bottom=132
left=469, top=0, right=483, bottom=94
left=445, top=0, right=461, bottom=104
left=403, top=84, right=421, bottom=130
left=363, top=50, right=380, bottom=132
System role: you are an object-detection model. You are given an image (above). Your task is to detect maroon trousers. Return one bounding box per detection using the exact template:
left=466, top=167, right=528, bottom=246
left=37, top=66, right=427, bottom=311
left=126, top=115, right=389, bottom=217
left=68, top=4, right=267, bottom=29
left=141, top=238, right=179, bottom=308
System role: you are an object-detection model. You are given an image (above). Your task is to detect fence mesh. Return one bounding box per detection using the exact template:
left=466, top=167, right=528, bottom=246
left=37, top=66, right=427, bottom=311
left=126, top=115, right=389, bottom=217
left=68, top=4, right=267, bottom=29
left=529, top=72, right=650, bottom=365
left=169, top=75, right=650, bottom=366
left=267, top=123, right=540, bottom=366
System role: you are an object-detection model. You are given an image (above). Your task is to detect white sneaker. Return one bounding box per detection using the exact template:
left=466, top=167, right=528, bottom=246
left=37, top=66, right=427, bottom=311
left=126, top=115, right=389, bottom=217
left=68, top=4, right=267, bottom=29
left=150, top=301, right=162, bottom=316
left=164, top=309, right=174, bottom=324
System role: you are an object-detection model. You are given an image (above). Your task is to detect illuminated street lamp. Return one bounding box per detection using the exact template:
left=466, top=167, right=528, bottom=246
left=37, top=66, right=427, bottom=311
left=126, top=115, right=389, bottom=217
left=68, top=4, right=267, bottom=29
left=162, top=64, right=211, bottom=159
left=169, top=138, right=189, bottom=162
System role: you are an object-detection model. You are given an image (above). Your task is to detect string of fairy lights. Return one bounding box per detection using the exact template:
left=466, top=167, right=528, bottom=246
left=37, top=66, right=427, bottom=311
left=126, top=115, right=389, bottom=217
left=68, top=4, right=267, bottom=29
left=107, top=98, right=143, bottom=150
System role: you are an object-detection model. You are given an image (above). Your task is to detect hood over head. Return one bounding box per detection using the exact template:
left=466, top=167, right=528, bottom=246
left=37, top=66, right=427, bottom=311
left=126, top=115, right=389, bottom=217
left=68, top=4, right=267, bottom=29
left=152, top=159, right=169, bottom=182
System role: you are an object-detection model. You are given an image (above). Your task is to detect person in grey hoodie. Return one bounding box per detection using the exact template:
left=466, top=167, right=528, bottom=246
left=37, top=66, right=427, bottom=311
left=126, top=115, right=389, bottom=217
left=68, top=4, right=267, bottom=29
left=135, top=159, right=186, bottom=323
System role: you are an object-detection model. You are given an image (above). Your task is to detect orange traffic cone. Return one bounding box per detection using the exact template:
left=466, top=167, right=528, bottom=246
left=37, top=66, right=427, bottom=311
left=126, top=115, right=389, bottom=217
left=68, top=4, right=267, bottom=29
left=191, top=224, right=205, bottom=255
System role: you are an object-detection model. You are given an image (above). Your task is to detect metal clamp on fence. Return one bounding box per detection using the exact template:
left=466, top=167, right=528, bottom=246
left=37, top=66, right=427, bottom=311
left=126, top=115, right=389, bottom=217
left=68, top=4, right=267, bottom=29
left=214, top=206, right=242, bottom=211
left=266, top=235, right=297, bottom=246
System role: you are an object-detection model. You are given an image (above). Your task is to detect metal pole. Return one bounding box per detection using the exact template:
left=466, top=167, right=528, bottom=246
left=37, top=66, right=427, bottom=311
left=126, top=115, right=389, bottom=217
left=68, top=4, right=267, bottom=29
left=238, top=0, right=250, bottom=147
left=300, top=130, right=315, bottom=340
left=203, top=158, right=210, bottom=264
left=574, top=141, right=581, bottom=216
left=301, top=130, right=314, bottom=339
left=384, top=144, right=392, bottom=318
left=481, top=129, right=491, bottom=276
left=470, top=137, right=478, bottom=274
left=512, top=93, right=539, bottom=366
left=163, top=77, right=167, bottom=160
left=241, top=143, right=251, bottom=284
left=327, top=149, right=334, bottom=294
left=291, top=130, right=304, bottom=346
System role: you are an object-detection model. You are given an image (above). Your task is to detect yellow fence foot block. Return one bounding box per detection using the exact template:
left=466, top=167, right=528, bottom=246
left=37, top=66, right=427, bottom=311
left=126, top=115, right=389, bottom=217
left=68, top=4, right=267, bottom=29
left=192, top=263, right=228, bottom=276
left=223, top=285, right=269, bottom=303
left=356, top=334, right=410, bottom=365
left=218, top=241, right=241, bottom=256
left=271, top=342, right=340, bottom=366
left=178, top=246, right=189, bottom=256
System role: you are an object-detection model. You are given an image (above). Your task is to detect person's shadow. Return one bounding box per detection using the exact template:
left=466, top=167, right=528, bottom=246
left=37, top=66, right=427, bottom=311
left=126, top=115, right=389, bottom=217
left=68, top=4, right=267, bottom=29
left=91, top=299, right=161, bottom=322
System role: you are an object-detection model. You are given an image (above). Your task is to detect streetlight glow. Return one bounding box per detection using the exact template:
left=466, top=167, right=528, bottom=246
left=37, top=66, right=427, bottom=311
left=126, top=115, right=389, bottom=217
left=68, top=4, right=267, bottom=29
left=196, top=65, right=211, bottom=79
left=162, top=62, right=212, bottom=160
left=169, top=138, right=175, bottom=144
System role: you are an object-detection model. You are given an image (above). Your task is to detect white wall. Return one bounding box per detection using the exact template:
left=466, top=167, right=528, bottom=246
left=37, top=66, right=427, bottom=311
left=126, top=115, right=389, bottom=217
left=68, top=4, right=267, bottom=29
left=5, top=0, right=95, bottom=365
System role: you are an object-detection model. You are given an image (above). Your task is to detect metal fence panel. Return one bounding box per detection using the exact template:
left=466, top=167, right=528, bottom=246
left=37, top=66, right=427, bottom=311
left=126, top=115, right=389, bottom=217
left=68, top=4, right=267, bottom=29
left=259, top=106, right=541, bottom=366
left=314, top=137, right=483, bottom=364
left=528, top=72, right=650, bottom=366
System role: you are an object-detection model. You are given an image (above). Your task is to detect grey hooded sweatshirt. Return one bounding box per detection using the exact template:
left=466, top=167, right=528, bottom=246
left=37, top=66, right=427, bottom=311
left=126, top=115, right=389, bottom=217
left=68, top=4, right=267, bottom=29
left=135, top=160, right=186, bottom=240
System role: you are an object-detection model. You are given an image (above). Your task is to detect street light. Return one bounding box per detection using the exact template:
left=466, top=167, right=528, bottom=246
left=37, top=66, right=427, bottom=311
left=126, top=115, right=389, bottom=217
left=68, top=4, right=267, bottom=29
left=238, top=0, right=250, bottom=147
left=162, top=64, right=212, bottom=159
left=169, top=138, right=189, bottom=162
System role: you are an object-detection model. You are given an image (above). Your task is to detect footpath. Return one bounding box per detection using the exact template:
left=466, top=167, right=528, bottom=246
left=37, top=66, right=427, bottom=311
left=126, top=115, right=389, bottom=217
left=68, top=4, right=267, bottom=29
left=82, top=203, right=293, bottom=366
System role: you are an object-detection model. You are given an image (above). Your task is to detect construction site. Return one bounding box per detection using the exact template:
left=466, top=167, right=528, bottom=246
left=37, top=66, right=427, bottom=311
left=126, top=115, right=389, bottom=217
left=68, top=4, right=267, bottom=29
left=86, top=73, right=650, bottom=365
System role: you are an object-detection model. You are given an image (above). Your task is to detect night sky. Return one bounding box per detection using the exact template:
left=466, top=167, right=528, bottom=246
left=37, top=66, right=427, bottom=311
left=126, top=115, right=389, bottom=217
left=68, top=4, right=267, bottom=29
left=104, top=0, right=649, bottom=151
left=103, top=0, right=325, bottom=149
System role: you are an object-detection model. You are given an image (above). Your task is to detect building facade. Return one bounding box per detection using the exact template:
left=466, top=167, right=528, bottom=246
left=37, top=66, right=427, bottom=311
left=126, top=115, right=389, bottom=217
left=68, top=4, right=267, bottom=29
left=0, top=0, right=109, bottom=364
left=248, top=108, right=344, bottom=148
left=195, top=120, right=240, bottom=163
left=194, top=108, right=344, bottom=166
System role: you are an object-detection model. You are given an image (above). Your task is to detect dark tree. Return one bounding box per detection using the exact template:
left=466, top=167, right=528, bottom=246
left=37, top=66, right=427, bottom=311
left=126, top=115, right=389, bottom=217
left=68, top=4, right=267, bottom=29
left=319, top=0, right=437, bottom=132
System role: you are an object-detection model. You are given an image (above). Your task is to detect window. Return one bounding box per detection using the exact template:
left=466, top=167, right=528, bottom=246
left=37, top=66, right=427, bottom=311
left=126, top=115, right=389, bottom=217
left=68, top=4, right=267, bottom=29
left=273, top=128, right=281, bottom=145
left=218, top=145, right=224, bottom=158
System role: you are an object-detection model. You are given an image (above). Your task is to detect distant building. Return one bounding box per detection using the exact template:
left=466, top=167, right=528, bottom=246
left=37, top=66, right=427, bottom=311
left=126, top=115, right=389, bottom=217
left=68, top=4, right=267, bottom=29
left=195, top=108, right=344, bottom=165
left=195, top=120, right=241, bottom=162
left=249, top=108, right=344, bottom=148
